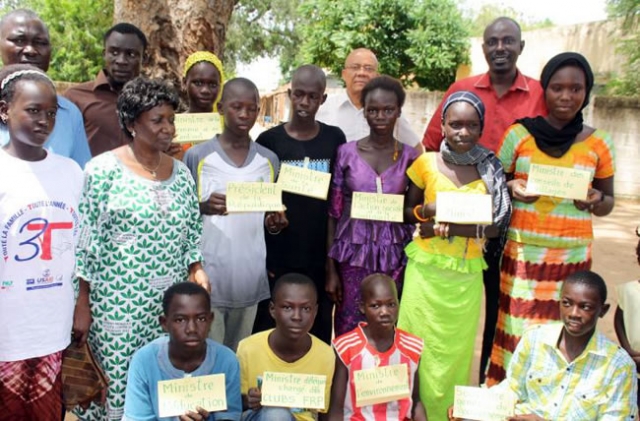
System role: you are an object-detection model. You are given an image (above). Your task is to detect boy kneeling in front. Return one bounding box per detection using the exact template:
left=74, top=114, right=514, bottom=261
left=237, top=273, right=335, bottom=420
left=123, top=282, right=242, bottom=420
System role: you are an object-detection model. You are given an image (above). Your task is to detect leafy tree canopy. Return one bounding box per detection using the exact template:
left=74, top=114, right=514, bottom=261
left=297, top=0, right=470, bottom=91
left=465, top=3, right=554, bottom=36
left=0, top=0, right=112, bottom=82
left=606, top=0, right=639, bottom=96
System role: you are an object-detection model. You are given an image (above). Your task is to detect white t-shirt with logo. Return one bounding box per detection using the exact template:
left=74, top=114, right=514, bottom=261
left=0, top=149, right=83, bottom=361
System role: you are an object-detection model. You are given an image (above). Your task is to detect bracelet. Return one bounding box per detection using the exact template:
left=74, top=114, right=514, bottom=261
left=433, top=223, right=441, bottom=238
left=482, top=225, right=486, bottom=238
left=476, top=224, right=481, bottom=239
left=443, top=223, right=450, bottom=239
left=413, top=204, right=429, bottom=222
left=267, top=227, right=281, bottom=235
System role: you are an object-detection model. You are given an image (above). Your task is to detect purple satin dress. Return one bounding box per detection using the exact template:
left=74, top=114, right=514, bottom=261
left=328, top=141, right=418, bottom=336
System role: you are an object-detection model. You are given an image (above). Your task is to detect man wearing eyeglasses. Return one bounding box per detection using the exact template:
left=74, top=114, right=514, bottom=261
left=316, top=48, right=422, bottom=151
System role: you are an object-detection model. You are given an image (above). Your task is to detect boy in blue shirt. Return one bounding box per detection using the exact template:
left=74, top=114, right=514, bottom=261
left=123, top=282, right=242, bottom=420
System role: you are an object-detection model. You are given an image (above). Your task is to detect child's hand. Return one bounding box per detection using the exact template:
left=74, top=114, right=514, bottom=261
left=265, top=211, right=288, bottom=233
left=200, top=193, right=227, bottom=215
left=247, top=387, right=262, bottom=410
left=179, top=406, right=209, bottom=420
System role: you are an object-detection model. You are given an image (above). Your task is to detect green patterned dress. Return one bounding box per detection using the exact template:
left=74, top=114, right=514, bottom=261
left=74, top=152, right=203, bottom=421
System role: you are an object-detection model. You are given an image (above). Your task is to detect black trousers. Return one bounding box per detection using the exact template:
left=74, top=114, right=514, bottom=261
left=252, top=265, right=333, bottom=345
left=479, top=238, right=502, bottom=383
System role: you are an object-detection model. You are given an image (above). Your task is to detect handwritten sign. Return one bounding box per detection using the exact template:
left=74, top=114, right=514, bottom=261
left=174, top=113, right=221, bottom=143
left=158, top=374, right=227, bottom=417
left=351, top=192, right=404, bottom=223
left=226, top=182, right=284, bottom=213
left=436, top=192, right=492, bottom=225
left=526, top=163, right=591, bottom=201
left=453, top=386, right=516, bottom=421
left=277, top=164, right=331, bottom=200
left=260, top=371, right=327, bottom=410
left=353, top=364, right=410, bottom=407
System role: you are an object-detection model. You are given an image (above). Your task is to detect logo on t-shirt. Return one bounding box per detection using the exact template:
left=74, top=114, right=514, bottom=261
left=1, top=200, right=79, bottom=263
left=283, top=159, right=330, bottom=173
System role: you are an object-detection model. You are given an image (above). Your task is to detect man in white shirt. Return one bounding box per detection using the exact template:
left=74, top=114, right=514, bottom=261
left=316, top=48, right=423, bottom=152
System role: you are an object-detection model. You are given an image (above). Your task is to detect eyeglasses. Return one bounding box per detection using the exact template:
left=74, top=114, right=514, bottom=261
left=345, top=64, right=377, bottom=73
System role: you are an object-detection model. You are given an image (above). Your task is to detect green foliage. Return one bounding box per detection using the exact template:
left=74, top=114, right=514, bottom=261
left=465, top=3, right=554, bottom=37
left=297, top=0, right=469, bottom=90
left=606, top=0, right=640, bottom=96
left=224, top=0, right=301, bottom=77
left=1, top=0, right=112, bottom=82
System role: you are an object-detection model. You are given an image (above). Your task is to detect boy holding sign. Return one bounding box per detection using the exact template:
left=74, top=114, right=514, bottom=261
left=254, top=65, right=346, bottom=344
left=237, top=274, right=335, bottom=420
left=450, top=271, right=638, bottom=420
left=123, top=282, right=242, bottom=421
left=329, top=274, right=426, bottom=420
left=183, top=78, right=287, bottom=352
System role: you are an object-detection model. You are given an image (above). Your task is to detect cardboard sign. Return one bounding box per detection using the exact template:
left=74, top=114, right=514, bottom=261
left=158, top=374, right=227, bottom=417
left=225, top=182, right=284, bottom=213
left=277, top=164, right=331, bottom=200
left=351, top=192, right=404, bottom=223
left=174, top=113, right=221, bottom=143
left=260, top=371, right=327, bottom=410
left=526, top=163, right=591, bottom=201
left=453, top=386, right=516, bottom=421
left=353, top=364, right=410, bottom=407
left=436, top=192, right=493, bottom=224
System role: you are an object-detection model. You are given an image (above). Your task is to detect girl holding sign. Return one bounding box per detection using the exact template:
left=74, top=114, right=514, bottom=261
left=398, top=91, right=511, bottom=420
left=485, top=53, right=615, bottom=386
left=326, top=76, right=419, bottom=337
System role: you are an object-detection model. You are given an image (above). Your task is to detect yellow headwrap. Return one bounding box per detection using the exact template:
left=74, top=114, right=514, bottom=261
left=183, top=51, right=226, bottom=116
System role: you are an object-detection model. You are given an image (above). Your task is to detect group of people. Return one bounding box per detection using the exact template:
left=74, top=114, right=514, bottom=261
left=0, top=6, right=638, bottom=420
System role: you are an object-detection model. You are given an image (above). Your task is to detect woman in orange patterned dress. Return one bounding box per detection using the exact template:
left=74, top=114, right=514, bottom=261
left=485, top=52, right=615, bottom=385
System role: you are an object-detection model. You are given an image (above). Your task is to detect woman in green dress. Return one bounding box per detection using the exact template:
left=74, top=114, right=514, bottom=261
left=72, top=77, right=208, bottom=421
left=398, top=91, right=510, bottom=421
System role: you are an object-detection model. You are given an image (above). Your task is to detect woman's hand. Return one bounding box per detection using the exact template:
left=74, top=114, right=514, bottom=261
left=72, top=279, right=92, bottom=346
left=325, top=271, right=342, bottom=305
left=509, top=179, right=540, bottom=203
left=573, top=188, right=603, bottom=212
left=188, top=263, right=210, bottom=293
left=418, top=220, right=436, bottom=238
left=265, top=211, right=289, bottom=233
left=200, top=193, right=227, bottom=216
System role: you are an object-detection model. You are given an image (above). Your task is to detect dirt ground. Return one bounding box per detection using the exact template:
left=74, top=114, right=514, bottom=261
left=66, top=199, right=640, bottom=419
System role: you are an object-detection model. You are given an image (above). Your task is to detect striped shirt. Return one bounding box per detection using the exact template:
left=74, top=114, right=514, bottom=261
left=498, top=124, right=615, bottom=249
left=499, top=323, right=638, bottom=420
left=333, top=323, right=423, bottom=420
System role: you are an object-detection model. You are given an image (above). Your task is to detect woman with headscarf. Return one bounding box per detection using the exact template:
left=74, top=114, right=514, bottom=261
left=167, top=51, right=226, bottom=160
left=399, top=91, right=511, bottom=421
left=485, top=52, right=615, bottom=386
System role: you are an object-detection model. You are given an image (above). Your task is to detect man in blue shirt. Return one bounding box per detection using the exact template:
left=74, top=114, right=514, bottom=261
left=123, top=282, right=242, bottom=421
left=0, top=9, right=91, bottom=167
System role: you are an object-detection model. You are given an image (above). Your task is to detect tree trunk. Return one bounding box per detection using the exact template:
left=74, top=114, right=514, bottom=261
left=113, top=0, right=235, bottom=88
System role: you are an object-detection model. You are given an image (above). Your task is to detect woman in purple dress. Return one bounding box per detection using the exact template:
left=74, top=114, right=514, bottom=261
left=326, top=75, right=420, bottom=336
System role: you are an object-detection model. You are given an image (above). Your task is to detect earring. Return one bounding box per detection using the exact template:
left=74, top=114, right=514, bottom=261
left=131, top=130, right=136, bottom=137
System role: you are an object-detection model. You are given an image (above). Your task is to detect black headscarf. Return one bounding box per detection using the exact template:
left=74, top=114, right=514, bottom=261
left=516, top=52, right=594, bottom=157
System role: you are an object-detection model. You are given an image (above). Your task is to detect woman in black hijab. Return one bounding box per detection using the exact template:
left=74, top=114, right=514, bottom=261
left=485, top=52, right=616, bottom=385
